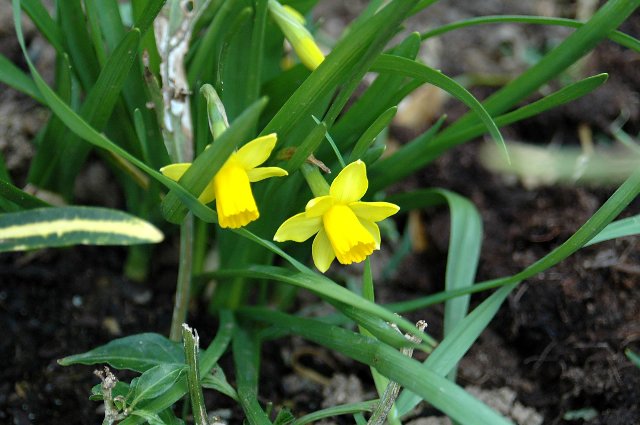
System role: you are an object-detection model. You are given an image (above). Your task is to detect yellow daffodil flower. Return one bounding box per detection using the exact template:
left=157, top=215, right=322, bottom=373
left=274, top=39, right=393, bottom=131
left=161, top=133, right=288, bottom=229
left=274, top=160, right=399, bottom=272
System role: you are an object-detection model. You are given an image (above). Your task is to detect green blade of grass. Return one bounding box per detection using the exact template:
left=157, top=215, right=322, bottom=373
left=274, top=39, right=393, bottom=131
left=20, top=0, right=64, bottom=53
left=0, top=206, right=163, bottom=252
left=369, top=73, right=608, bottom=191
left=233, top=324, right=273, bottom=425
left=206, top=265, right=436, bottom=349
left=422, top=0, right=640, bottom=165
left=0, top=179, right=50, bottom=209
left=348, top=106, right=397, bottom=162
left=58, top=0, right=100, bottom=89
left=371, top=54, right=505, bottom=156
left=262, top=0, right=419, bottom=143
left=292, top=401, right=378, bottom=425
left=0, top=53, right=42, bottom=102
left=200, top=310, right=235, bottom=378
left=387, top=167, right=640, bottom=314
left=420, top=15, right=640, bottom=53
left=395, top=283, right=516, bottom=417
left=389, top=168, right=640, bottom=414
left=242, top=308, right=512, bottom=425
left=584, top=214, right=640, bottom=246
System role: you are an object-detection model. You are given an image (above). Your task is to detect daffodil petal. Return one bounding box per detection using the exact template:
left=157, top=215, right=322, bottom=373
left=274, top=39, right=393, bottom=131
left=305, top=195, right=333, bottom=217
left=274, top=212, right=322, bottom=242
left=312, top=228, right=335, bottom=273
left=247, top=166, right=288, bottom=182
left=161, top=163, right=216, bottom=204
left=235, top=133, right=278, bottom=170
left=160, top=163, right=191, bottom=180
left=330, top=160, right=368, bottom=204
left=360, top=218, right=381, bottom=249
left=213, top=159, right=259, bottom=228
left=349, top=201, right=399, bottom=222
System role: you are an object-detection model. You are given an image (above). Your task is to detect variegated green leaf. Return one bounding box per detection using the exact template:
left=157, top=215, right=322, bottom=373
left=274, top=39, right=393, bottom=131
left=0, top=207, right=163, bottom=252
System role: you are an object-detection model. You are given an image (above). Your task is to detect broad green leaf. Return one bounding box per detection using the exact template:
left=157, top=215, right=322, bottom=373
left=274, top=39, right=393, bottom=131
left=0, top=207, right=163, bottom=252
left=243, top=308, right=512, bottom=425
left=59, top=333, right=184, bottom=373
left=585, top=214, right=640, bottom=246
left=90, top=381, right=130, bottom=401
left=120, top=379, right=189, bottom=425
left=201, top=366, right=239, bottom=401
left=130, top=410, right=165, bottom=425
left=129, top=364, right=186, bottom=407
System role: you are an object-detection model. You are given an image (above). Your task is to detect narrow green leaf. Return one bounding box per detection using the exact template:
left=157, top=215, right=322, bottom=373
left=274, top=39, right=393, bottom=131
left=59, top=333, right=183, bottom=372
left=0, top=179, right=50, bottom=209
left=0, top=53, right=42, bottom=102
left=370, top=74, right=607, bottom=191
left=285, top=121, right=327, bottom=173
left=200, top=310, right=235, bottom=378
left=371, top=54, right=505, bottom=156
left=58, top=0, right=100, bottom=89
left=263, top=0, right=419, bottom=142
left=349, top=106, right=396, bottom=162
left=243, top=308, right=512, bottom=425
left=0, top=207, right=163, bottom=252
left=626, top=349, right=640, bottom=369
left=424, top=0, right=640, bottom=166
left=420, top=15, right=640, bottom=53
left=233, top=325, right=273, bottom=425
left=291, top=401, right=378, bottom=425
left=585, top=214, right=640, bottom=246
left=395, top=284, right=515, bottom=417
left=21, top=0, right=64, bottom=53
left=208, top=265, right=436, bottom=348
left=369, top=116, right=446, bottom=190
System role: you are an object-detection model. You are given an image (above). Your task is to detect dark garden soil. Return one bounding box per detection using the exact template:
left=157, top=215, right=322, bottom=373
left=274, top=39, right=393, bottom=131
left=1, top=1, right=640, bottom=425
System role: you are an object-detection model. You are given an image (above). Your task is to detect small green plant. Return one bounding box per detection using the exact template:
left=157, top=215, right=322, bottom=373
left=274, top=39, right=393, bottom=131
left=2, top=0, right=640, bottom=424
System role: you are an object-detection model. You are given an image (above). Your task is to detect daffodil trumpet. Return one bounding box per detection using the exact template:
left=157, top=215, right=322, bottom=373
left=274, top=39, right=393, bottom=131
left=274, top=160, right=399, bottom=272
left=161, top=133, right=288, bottom=229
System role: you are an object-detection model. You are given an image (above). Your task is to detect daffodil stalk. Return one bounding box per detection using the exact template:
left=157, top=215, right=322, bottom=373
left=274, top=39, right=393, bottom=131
left=275, top=160, right=399, bottom=273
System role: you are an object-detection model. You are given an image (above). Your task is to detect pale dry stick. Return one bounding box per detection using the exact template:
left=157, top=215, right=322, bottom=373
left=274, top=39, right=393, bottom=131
left=367, top=320, right=428, bottom=425
left=154, top=0, right=212, bottom=342
left=95, top=367, right=126, bottom=425
left=154, top=0, right=212, bottom=163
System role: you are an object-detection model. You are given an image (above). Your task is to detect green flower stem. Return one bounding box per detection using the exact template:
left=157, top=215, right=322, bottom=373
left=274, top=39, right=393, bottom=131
left=301, top=163, right=330, bottom=197
left=170, top=213, right=194, bottom=341
left=182, top=324, right=208, bottom=425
